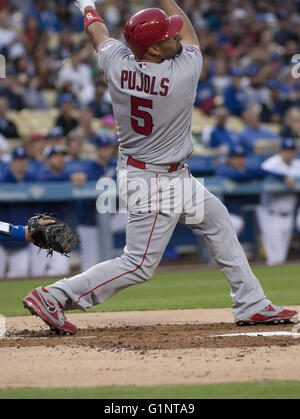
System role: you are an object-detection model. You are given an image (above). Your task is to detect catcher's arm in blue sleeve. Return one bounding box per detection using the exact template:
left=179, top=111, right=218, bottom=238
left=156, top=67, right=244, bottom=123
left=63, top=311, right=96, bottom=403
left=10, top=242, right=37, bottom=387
left=0, top=222, right=28, bottom=242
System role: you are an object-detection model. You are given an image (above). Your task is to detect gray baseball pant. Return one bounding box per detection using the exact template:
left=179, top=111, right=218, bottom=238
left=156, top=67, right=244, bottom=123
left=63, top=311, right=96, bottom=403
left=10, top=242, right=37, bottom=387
left=47, top=162, right=270, bottom=321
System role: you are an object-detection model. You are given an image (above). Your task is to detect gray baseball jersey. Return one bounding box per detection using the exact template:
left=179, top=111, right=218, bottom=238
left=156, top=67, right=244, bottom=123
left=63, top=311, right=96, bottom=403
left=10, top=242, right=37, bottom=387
left=98, top=39, right=202, bottom=165
left=46, top=36, right=270, bottom=324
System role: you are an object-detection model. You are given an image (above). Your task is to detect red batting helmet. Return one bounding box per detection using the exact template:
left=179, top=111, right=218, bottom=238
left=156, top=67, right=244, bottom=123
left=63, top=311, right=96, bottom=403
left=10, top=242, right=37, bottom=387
left=124, top=8, right=183, bottom=59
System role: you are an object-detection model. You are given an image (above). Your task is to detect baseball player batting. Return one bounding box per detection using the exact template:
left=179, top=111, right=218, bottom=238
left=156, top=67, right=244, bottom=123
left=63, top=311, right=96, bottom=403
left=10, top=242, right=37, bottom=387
left=23, top=0, right=298, bottom=335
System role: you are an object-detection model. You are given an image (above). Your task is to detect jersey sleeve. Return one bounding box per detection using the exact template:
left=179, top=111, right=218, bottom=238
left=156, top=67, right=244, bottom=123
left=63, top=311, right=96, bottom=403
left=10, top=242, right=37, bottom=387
left=97, top=39, right=131, bottom=80
left=262, top=156, right=285, bottom=175
left=175, top=45, right=203, bottom=80
left=0, top=223, right=26, bottom=241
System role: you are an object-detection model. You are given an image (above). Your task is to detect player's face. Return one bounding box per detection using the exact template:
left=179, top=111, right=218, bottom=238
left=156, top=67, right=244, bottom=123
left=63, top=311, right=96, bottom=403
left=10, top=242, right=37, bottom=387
left=12, top=158, right=28, bottom=175
left=228, top=156, right=246, bottom=171
left=155, top=34, right=183, bottom=60
left=48, top=153, right=65, bottom=172
left=68, top=140, right=82, bottom=158
left=281, top=149, right=296, bottom=164
left=97, top=145, right=114, bottom=162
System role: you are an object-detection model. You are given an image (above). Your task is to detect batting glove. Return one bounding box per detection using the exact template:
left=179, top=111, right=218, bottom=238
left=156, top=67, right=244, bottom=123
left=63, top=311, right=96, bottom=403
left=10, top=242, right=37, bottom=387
left=74, top=0, right=96, bottom=14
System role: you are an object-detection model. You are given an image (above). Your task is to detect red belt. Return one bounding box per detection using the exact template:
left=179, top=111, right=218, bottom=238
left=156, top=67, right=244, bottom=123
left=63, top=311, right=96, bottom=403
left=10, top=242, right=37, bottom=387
left=127, top=156, right=180, bottom=173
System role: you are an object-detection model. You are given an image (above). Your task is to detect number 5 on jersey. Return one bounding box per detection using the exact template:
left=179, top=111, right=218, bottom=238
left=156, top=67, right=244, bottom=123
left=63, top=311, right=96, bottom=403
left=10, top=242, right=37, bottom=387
left=131, top=96, right=153, bottom=136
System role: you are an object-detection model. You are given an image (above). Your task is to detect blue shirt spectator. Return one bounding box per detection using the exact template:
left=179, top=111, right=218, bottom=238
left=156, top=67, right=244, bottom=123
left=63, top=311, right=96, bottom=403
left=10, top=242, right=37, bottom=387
left=202, top=107, right=241, bottom=148
left=260, top=80, right=291, bottom=123
left=280, top=107, right=300, bottom=140
left=36, top=146, right=72, bottom=223
left=215, top=145, right=266, bottom=216
left=25, top=4, right=60, bottom=33
left=194, top=65, right=215, bottom=115
left=88, top=80, right=113, bottom=118
left=77, top=133, right=117, bottom=226
left=0, top=147, right=36, bottom=250
left=240, top=106, right=280, bottom=154
left=224, top=68, right=249, bottom=116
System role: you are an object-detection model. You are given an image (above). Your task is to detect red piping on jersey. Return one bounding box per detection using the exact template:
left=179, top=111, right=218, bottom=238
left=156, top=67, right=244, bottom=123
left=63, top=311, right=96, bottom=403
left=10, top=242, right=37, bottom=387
left=75, top=173, right=159, bottom=305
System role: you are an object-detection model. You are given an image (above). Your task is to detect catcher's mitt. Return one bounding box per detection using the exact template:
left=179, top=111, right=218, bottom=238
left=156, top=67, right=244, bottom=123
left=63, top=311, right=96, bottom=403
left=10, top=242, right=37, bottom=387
left=28, top=214, right=79, bottom=257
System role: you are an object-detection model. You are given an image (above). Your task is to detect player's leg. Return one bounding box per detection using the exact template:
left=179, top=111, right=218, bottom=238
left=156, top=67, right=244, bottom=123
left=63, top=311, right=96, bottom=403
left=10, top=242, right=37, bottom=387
left=181, top=177, right=270, bottom=322
left=47, top=209, right=180, bottom=311
left=45, top=170, right=181, bottom=311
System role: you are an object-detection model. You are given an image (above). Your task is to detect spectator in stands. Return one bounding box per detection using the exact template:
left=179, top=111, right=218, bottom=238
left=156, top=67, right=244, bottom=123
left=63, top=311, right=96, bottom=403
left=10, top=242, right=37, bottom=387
left=55, top=29, right=74, bottom=60
left=22, top=14, right=41, bottom=55
left=290, top=82, right=300, bottom=109
left=0, top=97, right=19, bottom=139
left=56, top=81, right=79, bottom=109
left=240, top=105, right=280, bottom=154
left=257, top=137, right=300, bottom=266
left=194, top=62, right=215, bottom=116
left=55, top=0, right=81, bottom=32
left=76, top=133, right=117, bottom=271
left=0, top=5, right=20, bottom=54
left=68, top=108, right=96, bottom=142
left=0, top=133, right=9, bottom=166
left=260, top=79, right=291, bottom=123
left=65, top=131, right=94, bottom=180
left=32, top=145, right=72, bottom=277
left=0, top=146, right=36, bottom=278
left=25, top=0, right=60, bottom=33
left=47, top=126, right=66, bottom=148
left=0, top=67, right=26, bottom=111
left=88, top=79, right=113, bottom=118
left=202, top=107, right=241, bottom=149
left=57, top=44, right=94, bottom=106
left=38, top=145, right=69, bottom=183
left=215, top=145, right=266, bottom=236
left=224, top=67, right=249, bottom=116
left=274, top=11, right=297, bottom=46
left=27, top=132, right=48, bottom=172
left=280, top=107, right=300, bottom=140
left=66, top=131, right=84, bottom=161
left=100, top=114, right=119, bottom=139
left=54, top=93, right=78, bottom=136
left=22, top=75, right=48, bottom=110
left=211, top=58, right=230, bottom=96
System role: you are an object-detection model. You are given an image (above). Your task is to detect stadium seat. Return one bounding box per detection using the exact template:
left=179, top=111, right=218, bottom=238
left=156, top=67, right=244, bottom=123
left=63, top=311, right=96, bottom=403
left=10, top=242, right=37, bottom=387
left=45, top=90, right=58, bottom=108
left=227, top=116, right=244, bottom=132
left=192, top=108, right=211, bottom=133
left=253, top=139, right=280, bottom=154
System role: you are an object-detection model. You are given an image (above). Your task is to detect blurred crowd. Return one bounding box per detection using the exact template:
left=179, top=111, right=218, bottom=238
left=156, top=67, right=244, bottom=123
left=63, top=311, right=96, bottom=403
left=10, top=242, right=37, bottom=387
left=0, top=0, right=299, bottom=123
left=0, top=0, right=300, bottom=276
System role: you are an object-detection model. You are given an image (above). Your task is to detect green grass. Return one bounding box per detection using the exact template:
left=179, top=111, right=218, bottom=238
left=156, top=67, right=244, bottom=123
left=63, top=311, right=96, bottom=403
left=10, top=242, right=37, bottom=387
left=0, top=381, right=300, bottom=399
left=0, top=264, right=299, bottom=317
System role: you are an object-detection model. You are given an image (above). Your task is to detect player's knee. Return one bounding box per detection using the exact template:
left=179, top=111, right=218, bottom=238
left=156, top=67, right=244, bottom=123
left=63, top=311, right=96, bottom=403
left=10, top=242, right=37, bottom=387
left=121, top=253, right=155, bottom=282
